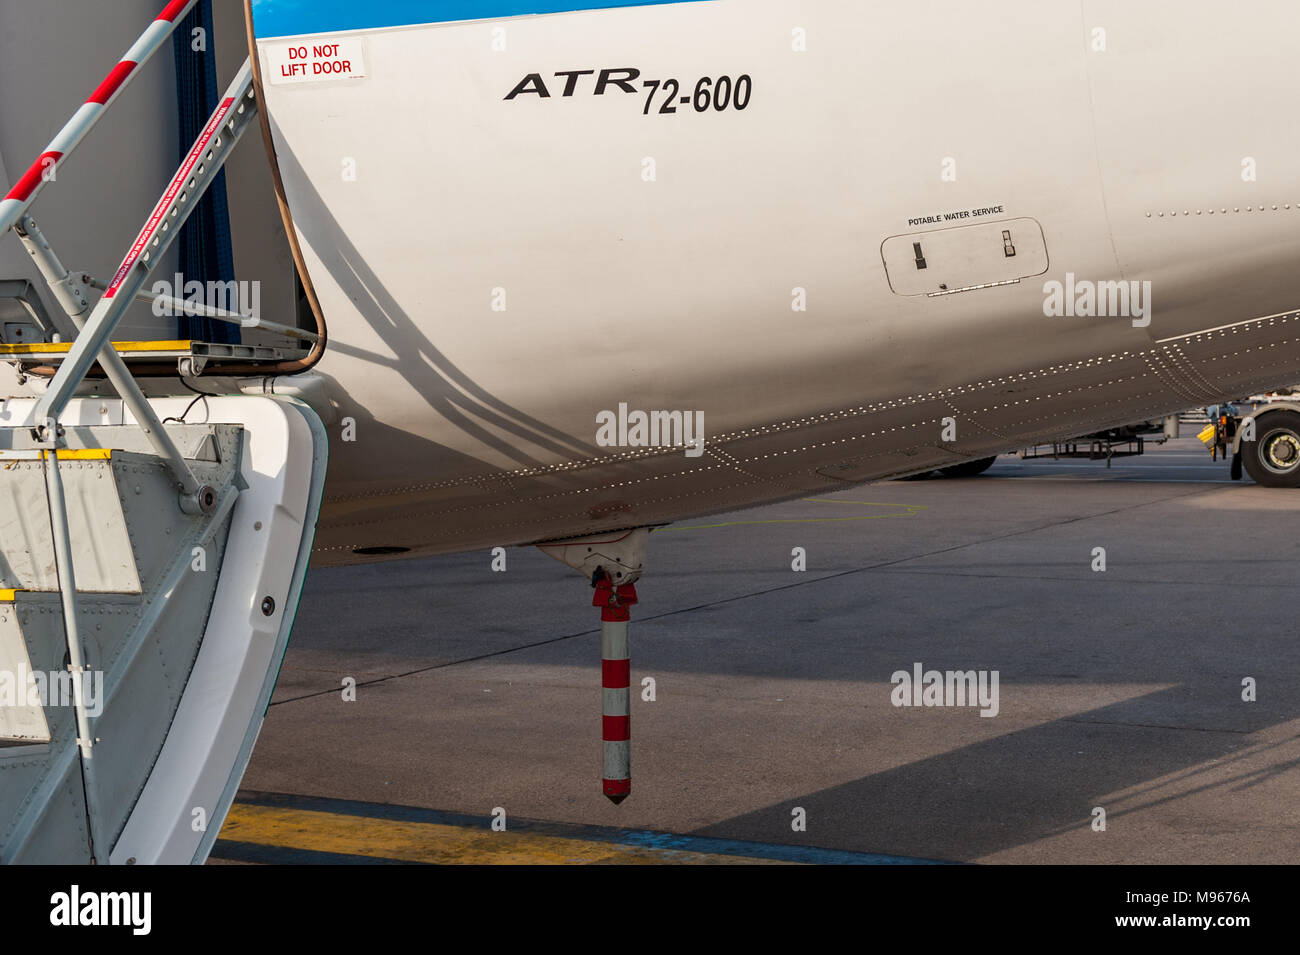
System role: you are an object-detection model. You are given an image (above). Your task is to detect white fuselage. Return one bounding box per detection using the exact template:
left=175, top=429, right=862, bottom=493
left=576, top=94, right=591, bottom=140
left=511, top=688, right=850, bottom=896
left=92, top=1, right=1300, bottom=562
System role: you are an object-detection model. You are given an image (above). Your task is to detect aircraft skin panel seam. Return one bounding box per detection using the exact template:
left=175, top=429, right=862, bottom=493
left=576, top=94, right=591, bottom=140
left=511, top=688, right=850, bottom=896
left=311, top=305, right=1300, bottom=504
left=1143, top=202, right=1299, bottom=219
left=318, top=311, right=1300, bottom=506
left=1139, top=352, right=1208, bottom=406
left=1163, top=344, right=1227, bottom=403
left=1077, top=0, right=1126, bottom=290
left=315, top=388, right=1187, bottom=535
left=310, top=356, right=1287, bottom=543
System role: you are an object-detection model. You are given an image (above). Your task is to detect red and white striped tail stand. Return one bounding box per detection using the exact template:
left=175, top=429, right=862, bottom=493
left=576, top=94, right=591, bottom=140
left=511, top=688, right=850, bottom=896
left=594, top=575, right=637, bottom=804
left=0, top=0, right=196, bottom=237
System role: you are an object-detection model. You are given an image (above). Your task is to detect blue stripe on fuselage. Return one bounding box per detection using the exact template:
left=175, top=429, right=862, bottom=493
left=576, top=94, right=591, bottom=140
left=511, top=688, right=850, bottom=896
left=250, top=0, right=712, bottom=39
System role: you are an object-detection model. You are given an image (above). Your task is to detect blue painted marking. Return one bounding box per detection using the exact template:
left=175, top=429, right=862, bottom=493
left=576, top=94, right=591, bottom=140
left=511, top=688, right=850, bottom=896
left=251, top=0, right=712, bottom=38
left=233, top=791, right=956, bottom=865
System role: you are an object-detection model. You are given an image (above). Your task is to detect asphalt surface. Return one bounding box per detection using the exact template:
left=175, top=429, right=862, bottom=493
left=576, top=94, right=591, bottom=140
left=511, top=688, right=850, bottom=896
left=220, top=435, right=1300, bottom=863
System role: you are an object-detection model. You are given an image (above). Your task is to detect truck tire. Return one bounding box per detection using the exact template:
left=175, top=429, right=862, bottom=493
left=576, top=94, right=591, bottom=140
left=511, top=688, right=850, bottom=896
left=1241, top=410, right=1300, bottom=487
left=938, top=456, right=998, bottom=478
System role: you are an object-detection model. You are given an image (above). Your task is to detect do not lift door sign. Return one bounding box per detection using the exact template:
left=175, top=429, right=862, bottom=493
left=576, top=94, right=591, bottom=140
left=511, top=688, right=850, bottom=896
left=266, top=38, right=367, bottom=85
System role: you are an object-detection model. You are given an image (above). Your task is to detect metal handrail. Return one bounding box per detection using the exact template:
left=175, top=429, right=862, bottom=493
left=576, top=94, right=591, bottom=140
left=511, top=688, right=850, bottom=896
left=31, top=60, right=258, bottom=475
left=0, top=1, right=198, bottom=238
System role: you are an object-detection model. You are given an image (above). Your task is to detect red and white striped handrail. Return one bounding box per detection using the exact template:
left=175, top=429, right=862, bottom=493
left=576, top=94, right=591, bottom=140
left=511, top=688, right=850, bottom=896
left=0, top=0, right=198, bottom=237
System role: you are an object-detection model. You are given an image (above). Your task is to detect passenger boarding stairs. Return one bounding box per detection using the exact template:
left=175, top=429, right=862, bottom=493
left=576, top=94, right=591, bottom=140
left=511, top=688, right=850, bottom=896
left=0, top=3, right=326, bottom=863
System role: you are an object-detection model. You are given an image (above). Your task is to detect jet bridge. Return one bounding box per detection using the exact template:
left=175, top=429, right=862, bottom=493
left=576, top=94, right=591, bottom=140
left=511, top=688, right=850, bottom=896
left=0, top=1, right=326, bottom=863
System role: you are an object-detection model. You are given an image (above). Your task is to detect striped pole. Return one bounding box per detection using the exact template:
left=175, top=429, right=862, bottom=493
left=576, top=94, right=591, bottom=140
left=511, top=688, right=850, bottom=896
left=594, top=575, right=637, bottom=804
left=0, top=0, right=198, bottom=237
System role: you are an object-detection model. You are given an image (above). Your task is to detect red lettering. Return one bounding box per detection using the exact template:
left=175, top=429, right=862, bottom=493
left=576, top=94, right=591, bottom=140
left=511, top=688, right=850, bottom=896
left=309, top=60, right=354, bottom=75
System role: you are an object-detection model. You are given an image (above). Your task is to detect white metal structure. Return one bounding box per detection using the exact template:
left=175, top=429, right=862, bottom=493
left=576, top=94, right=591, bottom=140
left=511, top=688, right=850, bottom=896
left=0, top=4, right=326, bottom=864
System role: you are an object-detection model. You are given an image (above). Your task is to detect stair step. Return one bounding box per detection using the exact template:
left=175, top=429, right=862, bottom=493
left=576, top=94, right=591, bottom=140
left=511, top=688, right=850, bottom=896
left=0, top=339, right=300, bottom=363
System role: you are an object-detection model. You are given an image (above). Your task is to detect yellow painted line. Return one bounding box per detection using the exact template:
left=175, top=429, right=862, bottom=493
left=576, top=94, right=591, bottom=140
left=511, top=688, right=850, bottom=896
left=0, top=339, right=192, bottom=355
left=220, top=803, right=789, bottom=865
left=55, top=449, right=111, bottom=460
left=0, top=589, right=19, bottom=602
left=38, top=449, right=111, bottom=461
left=655, top=498, right=927, bottom=532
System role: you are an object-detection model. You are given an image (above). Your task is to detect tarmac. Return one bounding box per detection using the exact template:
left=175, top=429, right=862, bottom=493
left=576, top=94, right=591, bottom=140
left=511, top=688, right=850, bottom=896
left=213, top=435, right=1300, bottom=864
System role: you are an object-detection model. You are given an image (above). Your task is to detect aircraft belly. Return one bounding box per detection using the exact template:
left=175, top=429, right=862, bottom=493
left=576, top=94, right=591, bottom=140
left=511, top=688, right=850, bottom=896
left=305, top=301, right=1300, bottom=562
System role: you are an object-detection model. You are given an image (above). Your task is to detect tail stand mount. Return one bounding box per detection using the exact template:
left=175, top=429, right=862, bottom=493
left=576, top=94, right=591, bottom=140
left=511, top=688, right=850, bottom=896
left=537, top=527, right=647, bottom=804
left=593, top=571, right=636, bottom=803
